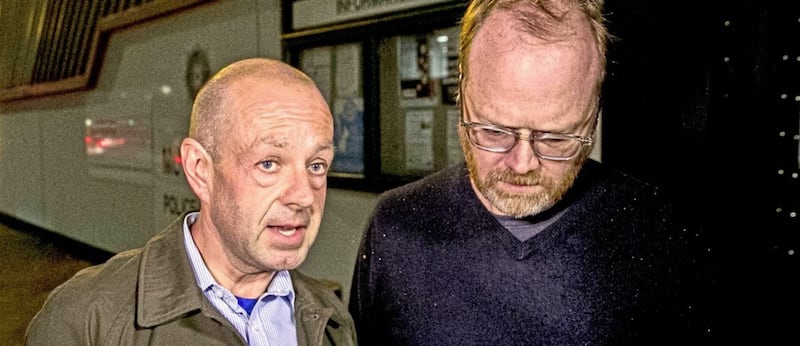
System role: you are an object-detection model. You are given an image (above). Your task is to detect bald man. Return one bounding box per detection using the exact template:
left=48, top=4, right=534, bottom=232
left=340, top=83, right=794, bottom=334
left=27, top=58, right=356, bottom=346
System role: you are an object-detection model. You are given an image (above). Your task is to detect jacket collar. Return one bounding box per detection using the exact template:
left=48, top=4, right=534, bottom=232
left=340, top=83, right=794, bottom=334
left=292, top=271, right=348, bottom=344
left=136, top=212, right=208, bottom=327
left=135, top=212, right=352, bottom=341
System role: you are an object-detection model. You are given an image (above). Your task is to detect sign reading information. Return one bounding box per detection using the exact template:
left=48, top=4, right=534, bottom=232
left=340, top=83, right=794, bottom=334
left=292, top=0, right=452, bottom=30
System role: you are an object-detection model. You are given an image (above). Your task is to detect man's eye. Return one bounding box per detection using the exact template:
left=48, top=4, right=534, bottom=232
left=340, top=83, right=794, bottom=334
left=259, top=160, right=278, bottom=172
left=538, top=137, right=567, bottom=147
left=482, top=127, right=510, bottom=137
left=308, top=162, right=328, bottom=175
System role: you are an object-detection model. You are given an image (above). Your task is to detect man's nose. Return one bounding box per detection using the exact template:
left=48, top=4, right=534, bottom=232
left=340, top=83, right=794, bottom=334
left=281, top=167, right=315, bottom=208
left=503, top=136, right=541, bottom=174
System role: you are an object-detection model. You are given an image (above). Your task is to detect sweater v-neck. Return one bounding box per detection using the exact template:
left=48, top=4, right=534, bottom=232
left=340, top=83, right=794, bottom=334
left=458, top=175, right=575, bottom=261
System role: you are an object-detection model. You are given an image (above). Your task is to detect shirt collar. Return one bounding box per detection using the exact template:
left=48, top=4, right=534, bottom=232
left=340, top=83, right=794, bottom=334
left=182, top=212, right=295, bottom=307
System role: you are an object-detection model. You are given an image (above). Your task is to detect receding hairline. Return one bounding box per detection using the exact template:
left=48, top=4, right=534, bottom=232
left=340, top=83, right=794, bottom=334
left=459, top=0, right=609, bottom=84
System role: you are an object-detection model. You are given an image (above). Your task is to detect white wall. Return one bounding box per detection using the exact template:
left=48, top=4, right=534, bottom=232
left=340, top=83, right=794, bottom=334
left=0, top=0, right=377, bottom=301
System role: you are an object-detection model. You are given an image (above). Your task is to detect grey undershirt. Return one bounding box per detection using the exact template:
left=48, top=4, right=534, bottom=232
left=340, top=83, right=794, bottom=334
left=495, top=208, right=568, bottom=242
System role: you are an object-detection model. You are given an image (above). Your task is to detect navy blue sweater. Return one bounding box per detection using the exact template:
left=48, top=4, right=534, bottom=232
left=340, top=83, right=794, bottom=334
left=349, top=160, right=714, bottom=345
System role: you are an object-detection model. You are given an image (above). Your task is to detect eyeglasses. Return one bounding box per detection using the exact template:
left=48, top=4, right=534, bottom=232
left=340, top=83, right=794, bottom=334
left=460, top=121, right=592, bottom=161
left=459, top=84, right=593, bottom=161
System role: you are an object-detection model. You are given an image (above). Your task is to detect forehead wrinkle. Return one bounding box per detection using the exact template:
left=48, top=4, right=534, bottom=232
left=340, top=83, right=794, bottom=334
left=253, top=134, right=334, bottom=157
left=258, top=134, right=289, bottom=149
left=228, top=131, right=285, bottom=164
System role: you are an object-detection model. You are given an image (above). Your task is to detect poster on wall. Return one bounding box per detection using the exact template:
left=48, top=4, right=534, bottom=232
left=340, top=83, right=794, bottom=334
left=335, top=44, right=361, bottom=99
left=404, top=109, right=434, bottom=171
left=331, top=44, right=365, bottom=175
left=300, top=46, right=334, bottom=104
left=332, top=97, right=364, bottom=174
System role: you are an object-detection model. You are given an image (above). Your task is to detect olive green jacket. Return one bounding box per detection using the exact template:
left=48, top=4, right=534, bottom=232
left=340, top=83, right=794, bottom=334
left=25, top=213, right=357, bottom=346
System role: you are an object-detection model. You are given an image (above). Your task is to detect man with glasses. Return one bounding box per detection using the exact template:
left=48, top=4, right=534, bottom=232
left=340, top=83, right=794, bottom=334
left=349, top=0, right=713, bottom=344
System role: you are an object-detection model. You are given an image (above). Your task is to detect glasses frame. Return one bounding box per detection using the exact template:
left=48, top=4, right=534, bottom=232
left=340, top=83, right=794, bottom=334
left=458, top=81, right=593, bottom=161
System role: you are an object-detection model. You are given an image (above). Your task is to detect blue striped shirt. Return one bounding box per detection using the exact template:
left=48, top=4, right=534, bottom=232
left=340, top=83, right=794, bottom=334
left=182, top=212, right=297, bottom=346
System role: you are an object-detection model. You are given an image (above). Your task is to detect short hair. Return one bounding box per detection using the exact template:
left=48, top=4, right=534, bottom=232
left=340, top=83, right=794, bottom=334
left=188, top=58, right=316, bottom=159
left=458, top=0, right=609, bottom=86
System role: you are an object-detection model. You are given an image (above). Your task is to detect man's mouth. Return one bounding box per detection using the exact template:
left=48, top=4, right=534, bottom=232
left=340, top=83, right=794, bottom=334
left=276, top=227, right=299, bottom=237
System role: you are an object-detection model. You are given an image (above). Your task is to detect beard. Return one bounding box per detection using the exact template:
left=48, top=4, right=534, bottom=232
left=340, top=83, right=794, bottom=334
left=475, top=167, right=579, bottom=218
left=461, top=131, right=586, bottom=218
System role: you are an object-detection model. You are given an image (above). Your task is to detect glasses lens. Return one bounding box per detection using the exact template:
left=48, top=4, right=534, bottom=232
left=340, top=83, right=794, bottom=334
left=534, top=137, right=581, bottom=159
left=470, top=125, right=515, bottom=152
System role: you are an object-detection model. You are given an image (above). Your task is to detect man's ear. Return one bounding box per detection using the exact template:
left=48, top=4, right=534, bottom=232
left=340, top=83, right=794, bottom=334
left=181, top=138, right=212, bottom=204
